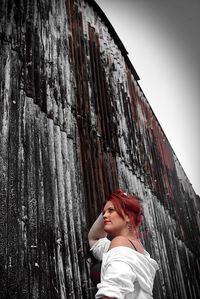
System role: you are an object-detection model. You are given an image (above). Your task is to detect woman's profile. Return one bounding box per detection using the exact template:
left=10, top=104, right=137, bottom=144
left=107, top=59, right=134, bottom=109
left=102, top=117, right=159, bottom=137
left=88, top=188, right=159, bottom=299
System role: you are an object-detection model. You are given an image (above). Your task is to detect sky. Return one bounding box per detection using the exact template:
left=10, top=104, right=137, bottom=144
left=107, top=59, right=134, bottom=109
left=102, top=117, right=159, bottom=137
left=95, top=0, right=200, bottom=196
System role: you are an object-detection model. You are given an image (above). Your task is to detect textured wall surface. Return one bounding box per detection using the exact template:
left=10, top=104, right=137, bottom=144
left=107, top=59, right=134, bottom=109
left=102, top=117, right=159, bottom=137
left=0, top=0, right=200, bottom=298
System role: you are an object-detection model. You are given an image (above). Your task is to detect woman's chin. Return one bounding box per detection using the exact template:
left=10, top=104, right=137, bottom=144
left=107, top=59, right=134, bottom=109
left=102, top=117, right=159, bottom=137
left=104, top=226, right=112, bottom=234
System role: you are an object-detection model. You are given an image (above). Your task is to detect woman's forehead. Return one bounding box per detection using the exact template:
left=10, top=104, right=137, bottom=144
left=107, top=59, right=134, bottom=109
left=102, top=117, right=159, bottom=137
left=103, top=200, right=114, bottom=210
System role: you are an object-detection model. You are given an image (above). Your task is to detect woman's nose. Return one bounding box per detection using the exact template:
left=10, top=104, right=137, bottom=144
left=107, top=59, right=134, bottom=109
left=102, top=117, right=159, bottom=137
left=103, top=212, right=107, bottom=219
left=103, top=211, right=110, bottom=219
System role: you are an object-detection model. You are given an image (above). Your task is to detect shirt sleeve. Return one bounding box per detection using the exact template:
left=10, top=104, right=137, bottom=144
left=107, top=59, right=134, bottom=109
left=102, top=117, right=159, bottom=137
left=90, top=237, right=111, bottom=261
left=95, top=259, right=136, bottom=299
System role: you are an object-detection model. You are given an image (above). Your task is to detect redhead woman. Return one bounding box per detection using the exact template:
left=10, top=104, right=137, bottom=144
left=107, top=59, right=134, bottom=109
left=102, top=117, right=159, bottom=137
left=88, top=189, right=158, bottom=299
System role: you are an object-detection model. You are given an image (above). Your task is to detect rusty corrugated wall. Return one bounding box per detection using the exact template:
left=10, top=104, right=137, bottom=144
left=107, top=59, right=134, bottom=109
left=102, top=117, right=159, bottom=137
left=0, top=0, right=199, bottom=298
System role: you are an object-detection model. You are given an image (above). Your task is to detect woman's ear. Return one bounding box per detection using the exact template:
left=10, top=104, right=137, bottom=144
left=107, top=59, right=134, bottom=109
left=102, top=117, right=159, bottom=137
left=124, top=214, right=130, bottom=223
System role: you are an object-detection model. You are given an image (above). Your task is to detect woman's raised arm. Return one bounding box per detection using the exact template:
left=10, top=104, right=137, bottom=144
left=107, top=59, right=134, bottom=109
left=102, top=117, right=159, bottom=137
left=88, top=213, right=107, bottom=248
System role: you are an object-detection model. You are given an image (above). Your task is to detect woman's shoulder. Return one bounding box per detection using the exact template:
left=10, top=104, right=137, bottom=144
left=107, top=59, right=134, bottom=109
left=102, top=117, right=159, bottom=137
left=109, top=236, right=144, bottom=254
left=109, top=236, right=133, bottom=250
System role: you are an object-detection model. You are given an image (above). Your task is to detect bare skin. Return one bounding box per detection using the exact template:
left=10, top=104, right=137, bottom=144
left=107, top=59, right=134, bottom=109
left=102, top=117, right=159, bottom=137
left=88, top=201, right=144, bottom=253
left=102, top=201, right=144, bottom=254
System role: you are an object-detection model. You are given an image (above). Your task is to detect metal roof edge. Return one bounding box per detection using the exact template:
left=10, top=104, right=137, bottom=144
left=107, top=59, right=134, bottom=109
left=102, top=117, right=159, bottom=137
left=85, top=0, right=140, bottom=81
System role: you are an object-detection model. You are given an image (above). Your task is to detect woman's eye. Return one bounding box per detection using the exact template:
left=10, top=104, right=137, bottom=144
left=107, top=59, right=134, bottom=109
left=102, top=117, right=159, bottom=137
left=102, top=208, right=115, bottom=215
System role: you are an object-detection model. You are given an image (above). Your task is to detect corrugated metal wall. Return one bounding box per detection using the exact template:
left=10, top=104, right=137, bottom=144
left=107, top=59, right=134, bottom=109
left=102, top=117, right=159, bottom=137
left=0, top=0, right=199, bottom=298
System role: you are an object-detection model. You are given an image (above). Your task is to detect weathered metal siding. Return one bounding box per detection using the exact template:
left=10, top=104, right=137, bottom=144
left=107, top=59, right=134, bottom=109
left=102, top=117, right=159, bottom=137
left=0, top=0, right=199, bottom=298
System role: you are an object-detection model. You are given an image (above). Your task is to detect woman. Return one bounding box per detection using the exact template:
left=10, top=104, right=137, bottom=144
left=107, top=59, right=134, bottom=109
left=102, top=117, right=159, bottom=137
left=88, top=189, right=159, bottom=299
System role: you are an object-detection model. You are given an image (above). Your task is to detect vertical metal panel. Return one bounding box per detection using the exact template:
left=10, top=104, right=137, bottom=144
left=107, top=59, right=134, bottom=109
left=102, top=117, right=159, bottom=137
left=0, top=0, right=199, bottom=298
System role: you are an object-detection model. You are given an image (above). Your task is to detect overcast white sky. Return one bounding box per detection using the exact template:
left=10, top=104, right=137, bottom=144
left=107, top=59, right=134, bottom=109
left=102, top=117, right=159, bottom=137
left=95, top=0, right=200, bottom=196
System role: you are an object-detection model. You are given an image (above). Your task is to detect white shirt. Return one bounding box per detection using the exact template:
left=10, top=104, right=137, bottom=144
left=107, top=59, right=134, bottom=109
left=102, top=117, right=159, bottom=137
left=90, top=237, right=159, bottom=299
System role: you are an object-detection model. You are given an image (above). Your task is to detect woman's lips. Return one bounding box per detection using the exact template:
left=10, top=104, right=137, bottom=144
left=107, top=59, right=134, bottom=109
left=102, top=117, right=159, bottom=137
left=103, top=220, right=111, bottom=224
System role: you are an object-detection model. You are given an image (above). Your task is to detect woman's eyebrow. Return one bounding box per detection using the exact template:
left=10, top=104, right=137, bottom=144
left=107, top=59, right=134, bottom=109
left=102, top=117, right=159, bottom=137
left=103, top=206, right=114, bottom=212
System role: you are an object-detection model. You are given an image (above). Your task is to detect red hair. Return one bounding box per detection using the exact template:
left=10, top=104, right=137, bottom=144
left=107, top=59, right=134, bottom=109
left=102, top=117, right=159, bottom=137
left=103, top=188, right=142, bottom=227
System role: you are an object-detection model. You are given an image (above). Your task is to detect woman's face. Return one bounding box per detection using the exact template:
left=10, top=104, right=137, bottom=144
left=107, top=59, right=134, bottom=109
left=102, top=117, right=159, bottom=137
left=102, top=201, right=129, bottom=237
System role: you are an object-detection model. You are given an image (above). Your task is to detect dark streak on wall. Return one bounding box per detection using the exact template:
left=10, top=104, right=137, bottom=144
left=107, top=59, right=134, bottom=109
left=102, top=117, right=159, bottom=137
left=0, top=0, right=199, bottom=298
